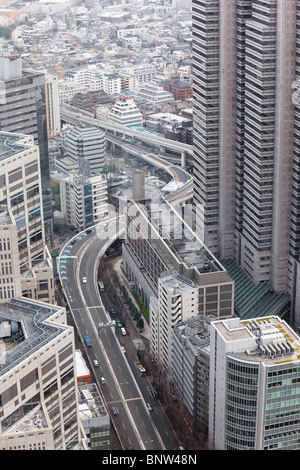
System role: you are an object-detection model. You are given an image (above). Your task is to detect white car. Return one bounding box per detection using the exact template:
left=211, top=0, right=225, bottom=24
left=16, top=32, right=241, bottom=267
left=93, top=359, right=99, bottom=367
left=121, top=346, right=126, bottom=354
left=82, top=276, right=87, bottom=284
left=100, top=377, right=106, bottom=384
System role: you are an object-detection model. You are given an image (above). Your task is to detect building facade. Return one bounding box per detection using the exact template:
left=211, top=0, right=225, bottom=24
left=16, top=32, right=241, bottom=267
left=0, top=298, right=86, bottom=450
left=107, top=93, right=143, bottom=127
left=45, top=74, right=61, bottom=138
left=192, top=0, right=300, bottom=327
left=209, top=315, right=300, bottom=450
left=0, top=56, right=52, bottom=242
left=60, top=171, right=108, bottom=230
left=64, top=126, right=106, bottom=176
left=0, top=131, right=54, bottom=304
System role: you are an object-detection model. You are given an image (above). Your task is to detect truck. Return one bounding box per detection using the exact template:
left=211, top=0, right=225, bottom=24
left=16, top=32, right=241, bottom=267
left=84, top=335, right=92, bottom=347
left=121, top=327, right=126, bottom=336
left=135, top=362, right=146, bottom=376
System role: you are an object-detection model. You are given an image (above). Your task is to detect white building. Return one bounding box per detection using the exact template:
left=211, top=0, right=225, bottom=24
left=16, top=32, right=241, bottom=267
left=134, top=82, right=175, bottom=106
left=0, top=131, right=54, bottom=304
left=45, top=74, right=61, bottom=138
left=108, top=93, right=143, bottom=127
left=64, top=126, right=106, bottom=176
left=150, top=272, right=198, bottom=372
left=100, top=72, right=121, bottom=96
left=60, top=171, right=108, bottom=230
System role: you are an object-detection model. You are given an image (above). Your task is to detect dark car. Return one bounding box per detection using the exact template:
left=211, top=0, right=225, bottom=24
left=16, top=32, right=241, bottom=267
left=86, top=229, right=92, bottom=234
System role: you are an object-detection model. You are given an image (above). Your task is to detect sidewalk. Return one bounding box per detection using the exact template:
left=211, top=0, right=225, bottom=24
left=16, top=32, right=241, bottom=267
left=112, top=257, right=151, bottom=342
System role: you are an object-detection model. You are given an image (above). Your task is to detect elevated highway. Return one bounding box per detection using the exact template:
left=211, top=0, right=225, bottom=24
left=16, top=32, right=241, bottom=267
left=60, top=104, right=193, bottom=168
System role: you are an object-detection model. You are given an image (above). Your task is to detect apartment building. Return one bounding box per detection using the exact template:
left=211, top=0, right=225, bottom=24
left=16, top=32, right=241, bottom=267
left=191, top=0, right=300, bottom=327
left=0, top=297, right=87, bottom=450
left=210, top=315, right=300, bottom=450
left=0, top=131, right=54, bottom=304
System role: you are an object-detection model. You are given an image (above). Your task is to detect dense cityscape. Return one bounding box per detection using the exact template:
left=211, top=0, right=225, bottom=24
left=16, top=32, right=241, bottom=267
left=0, top=0, right=300, bottom=455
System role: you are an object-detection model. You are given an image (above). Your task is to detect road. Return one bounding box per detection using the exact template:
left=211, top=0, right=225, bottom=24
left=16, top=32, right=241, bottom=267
left=58, top=220, right=178, bottom=450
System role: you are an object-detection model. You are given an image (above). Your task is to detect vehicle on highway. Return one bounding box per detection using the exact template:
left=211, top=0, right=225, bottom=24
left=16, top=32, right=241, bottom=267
left=146, top=403, right=153, bottom=412
left=71, top=239, right=77, bottom=245
left=100, top=377, right=106, bottom=384
left=84, top=335, right=92, bottom=347
left=121, top=346, right=126, bottom=354
left=93, top=359, right=99, bottom=367
left=86, top=229, right=92, bottom=234
left=111, top=407, right=118, bottom=415
left=82, top=276, right=87, bottom=283
left=116, top=321, right=122, bottom=328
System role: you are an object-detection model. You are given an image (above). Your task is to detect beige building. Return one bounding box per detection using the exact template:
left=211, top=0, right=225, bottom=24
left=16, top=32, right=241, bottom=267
left=0, top=298, right=87, bottom=450
left=0, top=131, right=54, bottom=304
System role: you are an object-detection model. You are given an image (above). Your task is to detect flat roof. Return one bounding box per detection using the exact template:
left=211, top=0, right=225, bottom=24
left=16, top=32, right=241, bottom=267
left=214, top=316, right=300, bottom=367
left=0, top=298, right=65, bottom=376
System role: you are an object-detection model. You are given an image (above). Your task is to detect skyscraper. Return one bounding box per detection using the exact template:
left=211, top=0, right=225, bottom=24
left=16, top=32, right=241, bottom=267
left=192, top=1, right=300, bottom=326
left=0, top=56, right=53, bottom=243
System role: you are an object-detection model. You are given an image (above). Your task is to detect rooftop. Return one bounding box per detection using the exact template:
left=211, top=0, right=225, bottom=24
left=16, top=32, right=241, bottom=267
left=0, top=298, right=66, bottom=376
left=215, top=316, right=300, bottom=367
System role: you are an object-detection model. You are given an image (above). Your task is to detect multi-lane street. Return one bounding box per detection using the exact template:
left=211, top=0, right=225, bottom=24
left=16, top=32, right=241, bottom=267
left=58, top=220, right=179, bottom=451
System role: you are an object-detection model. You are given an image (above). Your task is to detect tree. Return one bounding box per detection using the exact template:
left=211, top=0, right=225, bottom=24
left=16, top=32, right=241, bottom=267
left=136, top=317, right=144, bottom=330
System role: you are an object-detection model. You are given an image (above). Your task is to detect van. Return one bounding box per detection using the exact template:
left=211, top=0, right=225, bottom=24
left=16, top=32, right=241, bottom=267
left=121, top=327, right=126, bottom=336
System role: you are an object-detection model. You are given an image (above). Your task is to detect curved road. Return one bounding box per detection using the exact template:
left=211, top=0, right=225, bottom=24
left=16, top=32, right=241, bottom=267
left=58, top=220, right=178, bottom=450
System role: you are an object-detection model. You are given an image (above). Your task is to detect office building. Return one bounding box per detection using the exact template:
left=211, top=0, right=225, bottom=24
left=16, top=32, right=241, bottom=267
left=0, top=131, right=54, bottom=304
left=0, top=297, right=87, bottom=450
left=210, top=315, right=300, bottom=450
left=107, top=93, right=143, bottom=127
left=123, top=196, right=234, bottom=374
left=0, top=56, right=52, bottom=242
left=60, top=171, right=108, bottom=230
left=192, top=1, right=300, bottom=326
left=64, top=126, right=106, bottom=176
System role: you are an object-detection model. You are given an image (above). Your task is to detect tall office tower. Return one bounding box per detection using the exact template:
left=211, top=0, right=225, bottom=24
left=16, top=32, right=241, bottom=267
left=0, top=132, right=54, bottom=304
left=192, top=1, right=300, bottom=325
left=64, top=126, right=106, bottom=176
left=0, top=298, right=87, bottom=450
left=0, top=56, right=53, bottom=243
left=209, top=315, right=300, bottom=450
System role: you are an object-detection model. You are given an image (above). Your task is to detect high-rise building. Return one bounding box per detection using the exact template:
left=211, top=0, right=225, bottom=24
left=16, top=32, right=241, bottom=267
left=192, top=1, right=300, bottom=326
left=0, top=56, right=52, bottom=243
left=0, top=131, right=54, bottom=304
left=209, top=315, right=300, bottom=450
left=0, top=297, right=87, bottom=450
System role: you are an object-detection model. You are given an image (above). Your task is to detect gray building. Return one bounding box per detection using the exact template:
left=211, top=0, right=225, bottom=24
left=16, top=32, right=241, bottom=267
left=192, top=1, right=300, bottom=326
left=0, top=56, right=52, bottom=243
left=63, top=126, right=106, bottom=176
left=172, top=315, right=212, bottom=428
